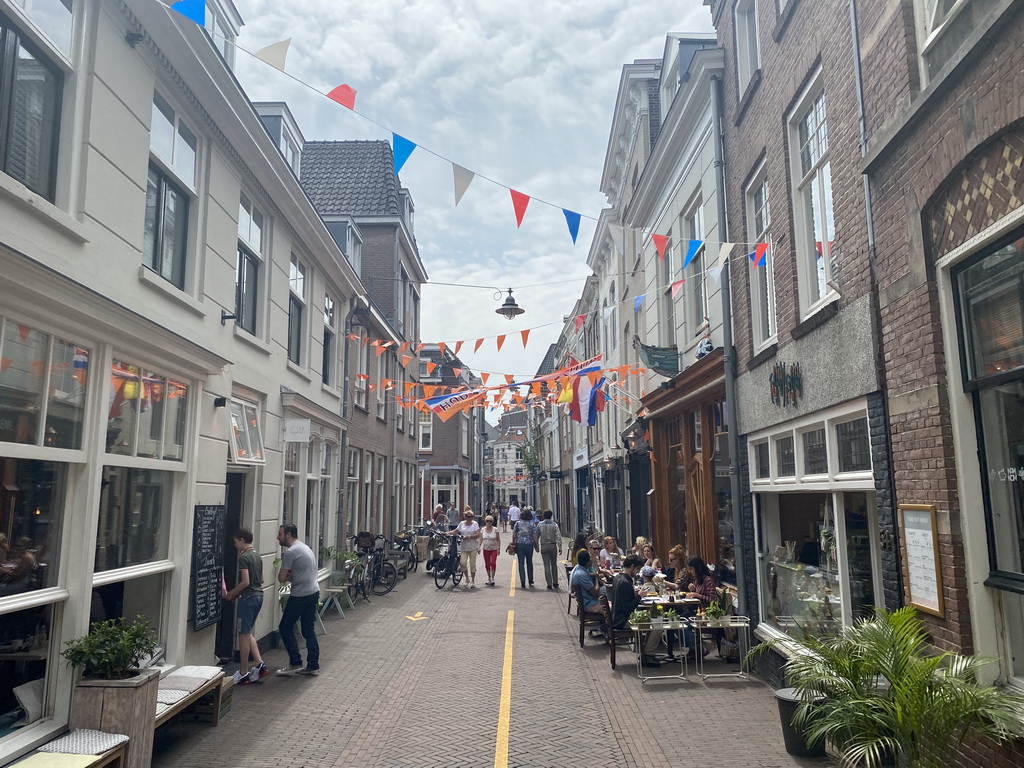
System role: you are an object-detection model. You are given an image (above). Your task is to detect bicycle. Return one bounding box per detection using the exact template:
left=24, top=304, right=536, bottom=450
left=349, top=533, right=399, bottom=599
left=392, top=525, right=419, bottom=573
left=432, top=532, right=464, bottom=589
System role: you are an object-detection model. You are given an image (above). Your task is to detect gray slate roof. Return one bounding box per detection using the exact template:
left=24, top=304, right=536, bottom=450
left=300, top=140, right=401, bottom=216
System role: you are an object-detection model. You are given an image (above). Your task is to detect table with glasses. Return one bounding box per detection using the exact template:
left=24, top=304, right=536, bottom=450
left=688, top=614, right=751, bottom=679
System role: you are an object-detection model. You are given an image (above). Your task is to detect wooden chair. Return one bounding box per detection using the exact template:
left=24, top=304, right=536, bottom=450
left=599, top=595, right=635, bottom=670
left=573, top=583, right=604, bottom=647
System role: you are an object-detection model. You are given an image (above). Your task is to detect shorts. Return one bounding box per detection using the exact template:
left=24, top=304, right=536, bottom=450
left=237, top=593, right=263, bottom=635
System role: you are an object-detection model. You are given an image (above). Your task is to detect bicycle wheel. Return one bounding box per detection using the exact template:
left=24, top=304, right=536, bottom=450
left=408, top=545, right=420, bottom=573
left=434, top=557, right=450, bottom=589
left=451, top=565, right=463, bottom=587
left=370, top=561, right=398, bottom=595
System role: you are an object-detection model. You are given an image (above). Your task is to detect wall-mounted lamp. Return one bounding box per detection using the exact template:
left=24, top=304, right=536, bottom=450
left=214, top=397, right=228, bottom=409
left=220, top=310, right=238, bottom=326
left=125, top=32, right=145, bottom=48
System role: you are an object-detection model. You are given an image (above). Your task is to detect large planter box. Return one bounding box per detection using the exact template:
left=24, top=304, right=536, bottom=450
left=71, top=666, right=159, bottom=768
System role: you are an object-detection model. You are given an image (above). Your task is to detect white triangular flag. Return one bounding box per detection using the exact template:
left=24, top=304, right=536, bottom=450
left=254, top=38, right=291, bottom=72
left=708, top=265, right=723, bottom=286
left=453, top=163, right=475, bottom=206
left=717, top=242, right=735, bottom=268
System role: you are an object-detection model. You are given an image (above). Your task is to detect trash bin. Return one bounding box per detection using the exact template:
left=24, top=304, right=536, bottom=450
left=775, top=687, right=826, bottom=757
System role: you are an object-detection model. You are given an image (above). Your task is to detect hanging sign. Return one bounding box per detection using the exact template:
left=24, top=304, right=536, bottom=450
left=284, top=419, right=311, bottom=442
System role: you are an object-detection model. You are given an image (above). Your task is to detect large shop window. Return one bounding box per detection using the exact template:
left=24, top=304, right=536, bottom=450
left=0, top=603, right=55, bottom=733
left=0, top=319, right=89, bottom=449
left=954, top=228, right=1024, bottom=677
left=107, top=361, right=187, bottom=460
left=751, top=406, right=880, bottom=639
left=95, top=467, right=172, bottom=572
left=0, top=11, right=63, bottom=201
left=1, top=458, right=66, bottom=594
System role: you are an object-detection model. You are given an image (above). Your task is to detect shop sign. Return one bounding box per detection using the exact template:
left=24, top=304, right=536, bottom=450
left=285, top=418, right=311, bottom=442
left=769, top=362, right=803, bottom=407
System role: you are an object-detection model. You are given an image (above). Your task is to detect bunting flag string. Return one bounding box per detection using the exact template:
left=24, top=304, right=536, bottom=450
left=452, top=164, right=475, bottom=206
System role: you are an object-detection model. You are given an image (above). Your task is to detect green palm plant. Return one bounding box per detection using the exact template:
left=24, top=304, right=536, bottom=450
left=750, top=607, right=1024, bottom=768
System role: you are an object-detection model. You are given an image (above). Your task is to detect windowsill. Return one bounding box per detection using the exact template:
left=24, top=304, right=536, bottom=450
left=733, top=69, right=762, bottom=127
left=354, top=401, right=368, bottom=414
left=747, top=341, right=778, bottom=371
left=286, top=360, right=312, bottom=383
left=0, top=172, right=89, bottom=244
left=138, top=267, right=206, bottom=317
left=772, top=0, right=800, bottom=43
left=321, top=384, right=341, bottom=400
left=232, top=325, right=272, bottom=355
left=791, top=298, right=839, bottom=340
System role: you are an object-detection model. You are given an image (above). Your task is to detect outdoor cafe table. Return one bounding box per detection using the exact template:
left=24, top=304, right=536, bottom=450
left=688, top=614, right=751, bottom=680
left=640, top=597, right=700, bottom=657
left=628, top=618, right=692, bottom=683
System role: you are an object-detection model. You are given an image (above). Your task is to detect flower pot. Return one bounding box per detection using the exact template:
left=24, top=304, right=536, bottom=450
left=774, top=687, right=826, bottom=758
left=71, top=666, right=159, bottom=768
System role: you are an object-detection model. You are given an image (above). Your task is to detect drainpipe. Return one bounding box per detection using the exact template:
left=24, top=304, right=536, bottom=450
left=850, top=0, right=900, bottom=608
left=338, top=296, right=359, bottom=546
left=712, top=73, right=748, bottom=618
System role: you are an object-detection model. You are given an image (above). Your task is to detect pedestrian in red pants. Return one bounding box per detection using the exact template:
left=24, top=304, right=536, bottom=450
left=480, top=515, right=502, bottom=586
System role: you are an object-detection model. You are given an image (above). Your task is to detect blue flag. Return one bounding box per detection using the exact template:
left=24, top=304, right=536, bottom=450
left=683, top=239, right=704, bottom=268
left=392, top=134, right=416, bottom=175
left=634, top=294, right=646, bottom=313
left=171, top=0, right=205, bottom=25
left=563, top=209, right=581, bottom=244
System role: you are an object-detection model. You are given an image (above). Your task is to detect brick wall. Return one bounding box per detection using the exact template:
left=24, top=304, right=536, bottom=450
left=360, top=224, right=397, bottom=321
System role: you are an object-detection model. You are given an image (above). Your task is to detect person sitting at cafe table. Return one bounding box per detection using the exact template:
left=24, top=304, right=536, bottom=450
left=569, top=550, right=601, bottom=613
left=638, top=566, right=661, bottom=596
left=585, top=543, right=614, bottom=586
left=599, top=536, right=625, bottom=570
left=663, top=545, right=685, bottom=585
left=632, top=536, right=651, bottom=558
left=641, top=544, right=663, bottom=571
left=661, top=555, right=717, bottom=607
left=570, top=533, right=588, bottom=565
left=612, top=555, right=663, bottom=668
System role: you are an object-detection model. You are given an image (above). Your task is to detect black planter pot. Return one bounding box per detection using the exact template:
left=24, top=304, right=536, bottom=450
left=775, top=688, right=826, bottom=757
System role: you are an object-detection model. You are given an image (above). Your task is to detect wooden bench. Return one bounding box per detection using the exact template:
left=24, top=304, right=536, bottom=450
left=12, top=729, right=129, bottom=768
left=154, top=670, right=226, bottom=729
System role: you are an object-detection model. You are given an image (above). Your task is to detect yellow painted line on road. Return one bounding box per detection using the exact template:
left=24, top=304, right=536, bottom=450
left=405, top=611, right=427, bottom=621
left=494, top=610, right=514, bottom=768
left=508, top=578, right=515, bottom=598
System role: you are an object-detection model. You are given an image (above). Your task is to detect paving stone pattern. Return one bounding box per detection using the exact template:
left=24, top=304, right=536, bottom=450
left=153, top=552, right=836, bottom=768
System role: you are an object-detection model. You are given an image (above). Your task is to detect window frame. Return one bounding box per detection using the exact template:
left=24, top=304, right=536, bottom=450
left=746, top=162, right=776, bottom=348
left=322, top=293, right=337, bottom=387
left=419, top=409, right=433, bottom=452
left=788, top=75, right=837, bottom=317
left=734, top=0, right=760, bottom=95
left=354, top=327, right=368, bottom=410
left=227, top=398, right=266, bottom=465
left=143, top=164, right=190, bottom=290
left=659, top=231, right=678, bottom=347
left=287, top=255, right=306, bottom=366
left=683, top=197, right=707, bottom=337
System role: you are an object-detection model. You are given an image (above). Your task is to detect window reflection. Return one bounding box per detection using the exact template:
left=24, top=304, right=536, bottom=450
left=0, top=458, right=65, bottom=594
left=95, top=467, right=172, bottom=572
left=0, top=603, right=52, bottom=730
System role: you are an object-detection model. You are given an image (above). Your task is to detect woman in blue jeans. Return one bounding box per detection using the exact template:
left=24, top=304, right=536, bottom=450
left=513, top=510, right=539, bottom=587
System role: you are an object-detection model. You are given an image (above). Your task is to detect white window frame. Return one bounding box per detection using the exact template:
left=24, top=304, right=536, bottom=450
left=235, top=194, right=264, bottom=336
left=788, top=74, right=837, bottom=317
left=227, top=398, right=266, bottom=465
left=461, top=412, right=470, bottom=457
left=746, top=163, right=776, bottom=348
left=287, top=256, right=307, bottom=366
left=660, top=232, right=678, bottom=347
left=322, top=293, right=337, bottom=388
left=375, top=349, right=387, bottom=419
left=735, top=0, right=760, bottom=95
left=419, top=409, right=433, bottom=452
left=914, top=0, right=970, bottom=57
left=683, top=198, right=708, bottom=337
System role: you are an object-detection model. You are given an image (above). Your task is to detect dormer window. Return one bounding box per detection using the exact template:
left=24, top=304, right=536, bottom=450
left=204, top=0, right=241, bottom=68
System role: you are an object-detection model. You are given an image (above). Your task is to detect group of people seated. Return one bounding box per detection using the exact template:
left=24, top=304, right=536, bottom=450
left=568, top=535, right=720, bottom=668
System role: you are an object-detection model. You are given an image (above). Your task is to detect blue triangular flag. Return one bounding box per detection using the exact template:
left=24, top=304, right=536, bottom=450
left=171, top=0, right=206, bottom=25
left=392, top=134, right=416, bottom=175
left=683, top=239, right=704, bottom=268
left=563, top=209, right=581, bottom=244
left=634, top=294, right=646, bottom=313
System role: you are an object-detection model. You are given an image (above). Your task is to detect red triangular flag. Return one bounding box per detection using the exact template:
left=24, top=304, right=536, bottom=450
left=652, top=234, right=668, bottom=260
left=326, top=84, right=357, bottom=110
left=671, top=279, right=685, bottom=299
left=520, top=329, right=530, bottom=348
left=454, top=340, right=464, bottom=356
left=510, top=189, right=530, bottom=228
left=753, top=243, right=769, bottom=268
left=496, top=335, right=506, bottom=352
left=575, top=315, right=586, bottom=333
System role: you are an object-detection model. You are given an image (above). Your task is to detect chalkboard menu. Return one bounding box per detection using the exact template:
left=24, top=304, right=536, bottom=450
left=190, top=504, right=226, bottom=631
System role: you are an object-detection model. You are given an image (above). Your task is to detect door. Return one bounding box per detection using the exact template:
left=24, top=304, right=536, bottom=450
left=215, top=472, right=245, bottom=663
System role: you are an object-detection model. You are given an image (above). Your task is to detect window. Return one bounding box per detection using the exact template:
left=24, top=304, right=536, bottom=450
left=322, top=294, right=336, bottom=386
left=735, top=0, right=760, bottom=94
left=835, top=419, right=870, bottom=473
left=106, top=360, right=188, bottom=461
left=354, top=328, right=368, bottom=409
left=683, top=200, right=707, bottom=336
left=0, top=457, right=66, bottom=590
left=11, top=0, right=74, bottom=56
left=287, top=256, right=305, bottom=365
left=150, top=93, right=196, bottom=187
left=234, top=195, right=264, bottom=335
left=0, top=13, right=63, bottom=200
left=747, top=167, right=776, bottom=346
left=660, top=232, right=678, bottom=346
left=419, top=409, right=433, bottom=451
left=790, top=83, right=836, bottom=313
left=204, top=0, right=236, bottom=66
left=916, top=0, right=968, bottom=51
left=803, top=427, right=828, bottom=475
left=95, top=467, right=173, bottom=571
left=228, top=399, right=265, bottom=464
left=754, top=441, right=770, bottom=479
left=395, top=367, right=405, bottom=432
left=776, top=435, right=795, bottom=477
left=0, top=318, right=89, bottom=449
left=375, top=350, right=386, bottom=419
left=346, top=447, right=360, bottom=536
left=461, top=412, right=469, bottom=457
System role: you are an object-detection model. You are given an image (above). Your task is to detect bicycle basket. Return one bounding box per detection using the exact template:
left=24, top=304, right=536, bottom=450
left=356, top=531, right=375, bottom=549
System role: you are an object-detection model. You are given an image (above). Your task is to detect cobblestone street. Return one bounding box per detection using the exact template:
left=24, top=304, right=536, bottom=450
left=153, top=560, right=835, bottom=768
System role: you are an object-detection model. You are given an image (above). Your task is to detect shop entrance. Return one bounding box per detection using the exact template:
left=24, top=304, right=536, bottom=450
left=215, top=472, right=245, bottom=663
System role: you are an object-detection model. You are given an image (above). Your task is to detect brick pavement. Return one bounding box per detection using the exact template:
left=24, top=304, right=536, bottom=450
left=153, top=552, right=836, bottom=768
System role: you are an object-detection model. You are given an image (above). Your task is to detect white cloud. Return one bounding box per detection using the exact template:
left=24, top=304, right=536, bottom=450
left=232, top=0, right=713, bottom=414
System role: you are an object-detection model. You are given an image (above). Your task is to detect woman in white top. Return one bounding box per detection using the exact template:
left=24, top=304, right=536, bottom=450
left=454, top=508, right=481, bottom=588
left=599, top=536, right=625, bottom=570
left=480, top=515, right=502, bottom=586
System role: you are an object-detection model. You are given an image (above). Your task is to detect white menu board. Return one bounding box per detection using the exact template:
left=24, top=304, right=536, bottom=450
left=899, top=504, right=944, bottom=616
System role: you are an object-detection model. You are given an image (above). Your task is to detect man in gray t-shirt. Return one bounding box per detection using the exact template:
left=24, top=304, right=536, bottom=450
left=276, top=524, right=320, bottom=674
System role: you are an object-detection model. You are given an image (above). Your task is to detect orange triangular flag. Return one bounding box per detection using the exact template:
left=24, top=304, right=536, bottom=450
left=481, top=372, right=490, bottom=386
left=454, top=341, right=464, bottom=356
left=0, top=358, right=10, bottom=374
left=474, top=338, right=484, bottom=353
left=374, top=344, right=387, bottom=357
left=357, top=373, right=369, bottom=381
left=401, top=354, right=412, bottom=367
left=496, top=335, right=506, bottom=352
left=452, top=367, right=463, bottom=377
left=520, top=329, right=530, bottom=348
left=415, top=343, right=426, bottom=354
left=404, top=382, right=416, bottom=395
left=504, top=374, right=515, bottom=385
left=426, top=362, right=437, bottom=374
left=423, top=385, right=437, bottom=398
left=510, top=189, right=530, bottom=227
left=382, top=379, right=392, bottom=389
left=368, top=383, right=376, bottom=391
left=531, top=382, right=542, bottom=396
left=438, top=342, right=446, bottom=357
left=361, top=336, right=371, bottom=346
left=587, top=371, right=601, bottom=385
left=398, top=342, right=409, bottom=354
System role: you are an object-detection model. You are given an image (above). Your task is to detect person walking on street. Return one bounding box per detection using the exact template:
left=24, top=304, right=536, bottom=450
left=454, top=508, right=481, bottom=588
left=224, top=528, right=268, bottom=684
left=513, top=509, right=539, bottom=588
left=537, top=510, right=562, bottom=590
left=432, top=503, right=449, bottom=528
left=499, top=504, right=509, bottom=532
left=275, top=524, right=320, bottom=675
left=508, top=502, right=521, bottom=532
left=480, top=515, right=501, bottom=586
left=446, top=500, right=458, bottom=525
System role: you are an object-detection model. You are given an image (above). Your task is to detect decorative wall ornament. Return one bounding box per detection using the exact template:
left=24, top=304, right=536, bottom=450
left=768, top=362, right=803, bottom=407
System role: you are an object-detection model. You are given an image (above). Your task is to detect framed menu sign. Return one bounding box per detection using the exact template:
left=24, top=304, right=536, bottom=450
left=898, top=503, right=944, bottom=617
left=190, top=504, right=226, bottom=631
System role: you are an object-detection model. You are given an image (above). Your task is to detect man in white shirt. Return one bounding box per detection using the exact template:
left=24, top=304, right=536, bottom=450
left=276, top=524, right=320, bottom=675
left=508, top=502, right=521, bottom=531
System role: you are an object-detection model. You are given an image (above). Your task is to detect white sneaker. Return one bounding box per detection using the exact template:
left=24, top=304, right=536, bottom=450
left=470, top=582, right=476, bottom=588
left=231, top=671, right=245, bottom=684
left=247, top=666, right=260, bottom=682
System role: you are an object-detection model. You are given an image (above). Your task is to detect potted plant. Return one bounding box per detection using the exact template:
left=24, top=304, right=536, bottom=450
left=63, top=616, right=161, bottom=768
left=628, top=609, right=652, bottom=629
left=749, top=607, right=1024, bottom=768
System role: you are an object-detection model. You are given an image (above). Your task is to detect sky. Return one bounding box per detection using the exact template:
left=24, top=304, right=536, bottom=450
left=231, top=0, right=714, bottom=393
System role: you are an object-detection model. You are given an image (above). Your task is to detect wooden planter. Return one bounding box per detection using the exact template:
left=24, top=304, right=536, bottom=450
left=71, top=666, right=159, bottom=768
